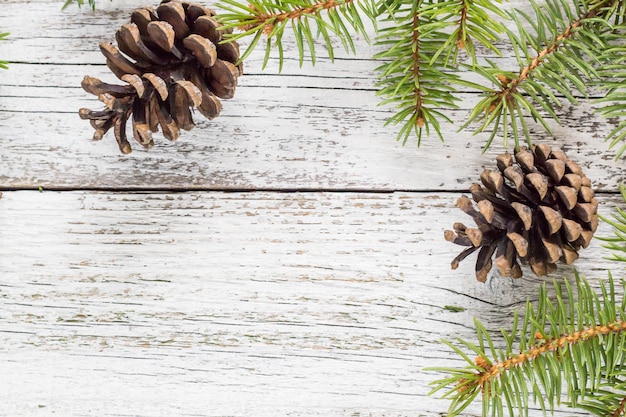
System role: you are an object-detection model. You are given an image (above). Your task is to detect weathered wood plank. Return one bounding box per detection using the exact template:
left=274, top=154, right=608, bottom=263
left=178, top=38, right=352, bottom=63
left=0, top=0, right=622, bottom=191
left=0, top=190, right=622, bottom=416
left=0, top=68, right=620, bottom=190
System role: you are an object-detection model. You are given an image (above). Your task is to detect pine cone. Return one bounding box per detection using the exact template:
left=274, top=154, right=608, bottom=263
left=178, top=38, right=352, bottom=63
left=446, top=144, right=598, bottom=282
left=79, top=0, right=242, bottom=153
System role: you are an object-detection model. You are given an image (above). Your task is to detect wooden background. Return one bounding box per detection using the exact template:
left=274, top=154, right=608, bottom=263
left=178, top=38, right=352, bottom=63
left=0, top=1, right=624, bottom=415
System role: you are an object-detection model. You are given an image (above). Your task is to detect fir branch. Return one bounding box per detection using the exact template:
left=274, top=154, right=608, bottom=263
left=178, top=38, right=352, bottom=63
left=239, top=0, right=355, bottom=31
left=464, top=0, right=615, bottom=150
left=376, top=0, right=506, bottom=145
left=598, top=183, right=626, bottom=262
left=375, top=0, right=461, bottom=145
left=476, top=321, right=626, bottom=391
left=428, top=273, right=626, bottom=417
left=592, top=23, right=626, bottom=158
left=217, top=0, right=377, bottom=68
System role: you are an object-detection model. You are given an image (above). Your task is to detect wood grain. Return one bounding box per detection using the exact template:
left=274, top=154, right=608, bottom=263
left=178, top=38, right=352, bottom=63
left=0, top=191, right=622, bottom=416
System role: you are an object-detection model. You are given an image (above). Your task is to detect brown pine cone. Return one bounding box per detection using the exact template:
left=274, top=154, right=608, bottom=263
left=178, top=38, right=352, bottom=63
left=79, top=0, right=242, bottom=153
left=446, top=144, right=598, bottom=282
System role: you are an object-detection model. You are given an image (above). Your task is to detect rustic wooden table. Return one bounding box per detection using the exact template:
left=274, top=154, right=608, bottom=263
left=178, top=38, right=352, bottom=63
left=0, top=1, right=624, bottom=416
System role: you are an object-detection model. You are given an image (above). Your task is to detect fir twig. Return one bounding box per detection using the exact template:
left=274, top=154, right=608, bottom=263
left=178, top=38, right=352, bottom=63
left=217, top=0, right=378, bottom=69
left=375, top=0, right=458, bottom=144
left=428, top=273, right=626, bottom=417
left=592, top=14, right=626, bottom=159
left=598, top=183, right=626, bottom=262
left=464, top=0, right=615, bottom=150
left=375, top=0, right=505, bottom=145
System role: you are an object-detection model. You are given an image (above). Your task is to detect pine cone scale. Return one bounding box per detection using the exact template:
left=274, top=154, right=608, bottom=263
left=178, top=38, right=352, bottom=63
left=117, top=24, right=164, bottom=66
left=157, top=2, right=190, bottom=39
left=527, top=172, right=549, bottom=200
left=100, top=43, right=142, bottom=77
left=183, top=34, right=217, bottom=68
left=121, top=74, right=146, bottom=98
left=207, top=61, right=237, bottom=99
left=147, top=21, right=177, bottom=54
left=193, top=15, right=221, bottom=41
left=539, top=205, right=562, bottom=234
left=186, top=4, right=215, bottom=24
left=544, top=159, right=566, bottom=182
left=143, top=73, right=168, bottom=100
left=562, top=218, right=582, bottom=242
left=556, top=186, right=577, bottom=210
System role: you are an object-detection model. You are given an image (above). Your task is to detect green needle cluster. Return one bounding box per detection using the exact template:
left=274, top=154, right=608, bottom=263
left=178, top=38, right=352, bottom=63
left=216, top=0, right=626, bottom=155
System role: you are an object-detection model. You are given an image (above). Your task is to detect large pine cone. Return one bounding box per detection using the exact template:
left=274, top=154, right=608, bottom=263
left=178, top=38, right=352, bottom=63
left=446, top=144, right=598, bottom=282
left=79, top=0, right=241, bottom=153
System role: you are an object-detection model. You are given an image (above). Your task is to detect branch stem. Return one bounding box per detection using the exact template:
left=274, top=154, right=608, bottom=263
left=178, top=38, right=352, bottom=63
left=244, top=0, right=354, bottom=33
left=496, top=1, right=611, bottom=104
left=412, top=10, right=424, bottom=127
left=476, top=321, right=626, bottom=390
left=456, top=0, right=468, bottom=49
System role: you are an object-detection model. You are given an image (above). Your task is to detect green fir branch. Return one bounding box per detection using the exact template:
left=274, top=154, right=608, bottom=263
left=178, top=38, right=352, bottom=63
left=374, top=0, right=460, bottom=145
left=215, top=0, right=626, bottom=150
left=428, top=273, right=626, bottom=417
left=217, top=0, right=378, bottom=69
left=598, top=184, right=626, bottom=262
left=375, top=0, right=508, bottom=145
left=463, top=0, right=616, bottom=150
left=216, top=0, right=511, bottom=146
left=593, top=23, right=626, bottom=158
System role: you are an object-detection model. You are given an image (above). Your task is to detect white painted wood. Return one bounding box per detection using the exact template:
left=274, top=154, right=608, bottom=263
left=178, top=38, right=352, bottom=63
left=0, top=191, right=623, bottom=416
left=1, top=1, right=625, bottom=416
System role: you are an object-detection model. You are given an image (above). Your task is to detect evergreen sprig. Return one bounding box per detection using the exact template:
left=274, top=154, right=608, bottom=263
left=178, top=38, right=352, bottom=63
left=599, top=184, right=626, bottom=262
left=0, top=32, right=8, bottom=70
left=416, top=0, right=507, bottom=67
left=428, top=273, right=626, bottom=417
left=593, top=21, right=626, bottom=159
left=463, top=0, right=621, bottom=150
left=216, top=0, right=378, bottom=69
left=374, top=1, right=460, bottom=144
left=373, top=0, right=507, bottom=144
left=217, top=0, right=512, bottom=145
